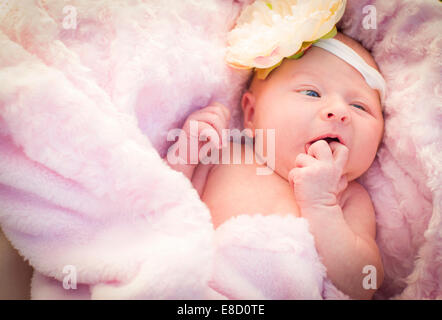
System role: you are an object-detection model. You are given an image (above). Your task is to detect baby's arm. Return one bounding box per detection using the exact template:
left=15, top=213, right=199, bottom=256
left=301, top=183, right=384, bottom=300
left=288, top=140, right=384, bottom=299
left=165, top=103, right=230, bottom=181
left=341, top=182, right=384, bottom=297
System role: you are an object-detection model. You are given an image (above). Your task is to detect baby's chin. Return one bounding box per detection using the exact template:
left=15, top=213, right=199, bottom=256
left=343, top=163, right=370, bottom=182
left=345, top=151, right=380, bottom=181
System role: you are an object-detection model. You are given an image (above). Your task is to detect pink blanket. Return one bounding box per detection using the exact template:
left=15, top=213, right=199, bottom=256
left=0, top=0, right=440, bottom=299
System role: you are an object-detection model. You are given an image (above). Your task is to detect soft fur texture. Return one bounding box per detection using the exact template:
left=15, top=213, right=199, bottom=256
left=0, top=0, right=440, bottom=299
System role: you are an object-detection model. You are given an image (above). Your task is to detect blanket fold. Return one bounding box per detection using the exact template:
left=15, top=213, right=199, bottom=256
left=30, top=214, right=349, bottom=300
left=209, top=214, right=349, bottom=300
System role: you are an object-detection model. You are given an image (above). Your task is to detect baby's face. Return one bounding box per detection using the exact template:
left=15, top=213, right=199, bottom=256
left=242, top=44, right=384, bottom=182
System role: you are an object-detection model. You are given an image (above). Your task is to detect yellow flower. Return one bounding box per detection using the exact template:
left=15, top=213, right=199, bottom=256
left=226, top=0, right=346, bottom=71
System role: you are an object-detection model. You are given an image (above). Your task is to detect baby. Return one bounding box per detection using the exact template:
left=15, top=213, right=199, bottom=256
left=166, top=32, right=385, bottom=300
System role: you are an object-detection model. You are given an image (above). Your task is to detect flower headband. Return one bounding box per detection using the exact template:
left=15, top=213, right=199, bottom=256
left=226, top=0, right=386, bottom=100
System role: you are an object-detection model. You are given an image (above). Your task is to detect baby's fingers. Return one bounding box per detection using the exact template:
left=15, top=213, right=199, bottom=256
left=295, top=153, right=316, bottom=168
left=196, top=121, right=221, bottom=148
left=307, top=140, right=333, bottom=162
left=209, top=102, right=231, bottom=121
left=329, top=141, right=349, bottom=170
left=337, top=174, right=348, bottom=195
left=287, top=167, right=299, bottom=189
left=188, top=113, right=225, bottom=143
left=199, top=103, right=231, bottom=126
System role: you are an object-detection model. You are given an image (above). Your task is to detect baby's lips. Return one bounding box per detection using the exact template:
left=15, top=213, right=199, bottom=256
left=304, top=139, right=345, bottom=154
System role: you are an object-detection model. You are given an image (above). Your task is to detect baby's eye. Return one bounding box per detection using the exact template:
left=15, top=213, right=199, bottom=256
left=299, top=90, right=320, bottom=98
left=351, top=104, right=366, bottom=111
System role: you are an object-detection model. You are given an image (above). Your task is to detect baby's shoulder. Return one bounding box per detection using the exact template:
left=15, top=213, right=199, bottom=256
left=341, top=181, right=377, bottom=239
left=192, top=142, right=256, bottom=197
left=346, top=180, right=371, bottom=198
left=340, top=180, right=371, bottom=207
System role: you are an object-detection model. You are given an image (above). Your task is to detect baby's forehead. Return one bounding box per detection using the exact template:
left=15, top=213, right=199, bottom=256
left=250, top=47, right=350, bottom=85
left=327, top=32, right=380, bottom=72
left=283, top=45, right=364, bottom=76
left=250, top=35, right=379, bottom=89
left=288, top=34, right=379, bottom=74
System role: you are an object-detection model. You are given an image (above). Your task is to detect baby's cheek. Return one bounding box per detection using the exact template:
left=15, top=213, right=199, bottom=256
left=277, top=151, right=298, bottom=181
left=346, top=141, right=377, bottom=180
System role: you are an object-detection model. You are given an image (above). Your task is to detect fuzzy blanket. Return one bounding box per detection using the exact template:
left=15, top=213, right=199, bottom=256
left=0, top=0, right=440, bottom=299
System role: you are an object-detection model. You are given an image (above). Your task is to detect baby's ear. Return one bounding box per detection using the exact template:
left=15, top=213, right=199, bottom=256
left=241, top=91, right=256, bottom=136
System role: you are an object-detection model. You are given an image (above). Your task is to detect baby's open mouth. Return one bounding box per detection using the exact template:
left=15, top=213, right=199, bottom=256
left=305, top=135, right=345, bottom=153
left=319, top=137, right=340, bottom=144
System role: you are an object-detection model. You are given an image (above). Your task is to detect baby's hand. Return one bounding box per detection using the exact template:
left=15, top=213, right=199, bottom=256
left=176, top=102, right=230, bottom=164
left=288, top=140, right=349, bottom=209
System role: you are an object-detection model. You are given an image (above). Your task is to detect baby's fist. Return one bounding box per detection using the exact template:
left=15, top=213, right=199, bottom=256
left=288, top=140, right=349, bottom=209
left=182, top=102, right=230, bottom=149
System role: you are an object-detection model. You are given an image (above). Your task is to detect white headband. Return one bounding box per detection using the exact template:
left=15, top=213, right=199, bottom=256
left=312, top=38, right=386, bottom=102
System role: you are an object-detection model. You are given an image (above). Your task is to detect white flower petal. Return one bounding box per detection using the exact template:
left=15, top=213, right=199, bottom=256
left=226, top=0, right=347, bottom=69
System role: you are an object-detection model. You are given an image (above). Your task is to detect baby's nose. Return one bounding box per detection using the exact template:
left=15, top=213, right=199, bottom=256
left=320, top=106, right=350, bottom=124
